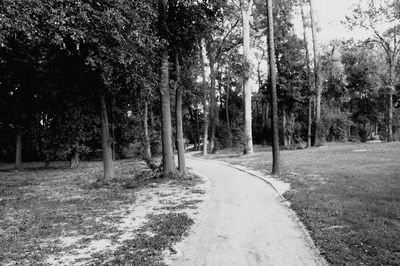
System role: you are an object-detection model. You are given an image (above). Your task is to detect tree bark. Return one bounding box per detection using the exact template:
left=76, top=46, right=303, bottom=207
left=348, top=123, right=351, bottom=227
left=100, top=92, right=114, bottom=181
left=144, top=100, right=152, bottom=159
left=299, top=0, right=314, bottom=148
left=267, top=0, right=280, bottom=174
left=308, top=98, right=313, bottom=147
left=201, top=41, right=209, bottom=155
left=175, top=54, right=186, bottom=174
left=159, top=0, right=175, bottom=174
left=226, top=67, right=232, bottom=148
left=70, top=149, right=79, bottom=169
left=208, top=55, right=217, bottom=153
left=160, top=49, right=175, bottom=173
left=14, top=126, right=22, bottom=169
left=241, top=0, right=254, bottom=154
left=388, top=60, right=395, bottom=141
left=282, top=106, right=288, bottom=149
left=195, top=102, right=200, bottom=150
left=309, top=0, right=322, bottom=146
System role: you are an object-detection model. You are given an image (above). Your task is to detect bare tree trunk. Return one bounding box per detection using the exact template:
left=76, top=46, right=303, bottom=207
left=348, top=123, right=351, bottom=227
left=201, top=41, right=209, bottom=155
left=195, top=102, right=200, bottom=150
left=70, top=150, right=79, bottom=168
left=241, top=0, right=254, bottom=154
left=175, top=55, right=186, bottom=174
left=208, top=56, right=217, bottom=153
left=308, top=98, right=313, bottom=147
left=226, top=67, right=232, bottom=148
left=388, top=61, right=395, bottom=141
left=159, top=0, right=175, bottom=174
left=110, top=97, right=116, bottom=160
left=309, top=0, right=322, bottom=146
left=267, top=0, right=280, bottom=175
left=99, top=92, right=114, bottom=181
left=282, top=106, right=288, bottom=149
left=69, top=142, right=80, bottom=168
left=144, top=100, right=152, bottom=159
left=299, top=0, right=314, bottom=148
left=160, top=49, right=175, bottom=173
left=14, top=126, right=22, bottom=169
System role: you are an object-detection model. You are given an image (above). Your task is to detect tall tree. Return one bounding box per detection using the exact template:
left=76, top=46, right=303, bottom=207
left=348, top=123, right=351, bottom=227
left=159, top=0, right=175, bottom=174
left=240, top=0, right=254, bottom=154
left=175, top=54, right=186, bottom=174
left=309, top=0, right=322, bottom=146
left=299, top=0, right=313, bottom=148
left=266, top=0, right=280, bottom=174
left=99, top=92, right=114, bottom=180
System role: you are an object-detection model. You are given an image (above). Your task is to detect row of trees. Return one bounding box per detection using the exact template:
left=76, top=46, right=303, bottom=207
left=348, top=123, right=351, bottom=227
left=1, top=0, right=399, bottom=178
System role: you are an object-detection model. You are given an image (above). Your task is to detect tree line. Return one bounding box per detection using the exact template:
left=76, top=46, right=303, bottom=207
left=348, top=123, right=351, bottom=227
left=0, top=0, right=399, bottom=178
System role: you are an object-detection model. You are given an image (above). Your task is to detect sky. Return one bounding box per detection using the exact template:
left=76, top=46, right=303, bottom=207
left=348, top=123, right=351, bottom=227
left=294, top=0, right=370, bottom=43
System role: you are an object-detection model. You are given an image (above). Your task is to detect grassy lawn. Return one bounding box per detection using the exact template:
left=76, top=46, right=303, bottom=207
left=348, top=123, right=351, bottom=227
left=201, top=142, right=400, bottom=265
left=0, top=160, right=206, bottom=265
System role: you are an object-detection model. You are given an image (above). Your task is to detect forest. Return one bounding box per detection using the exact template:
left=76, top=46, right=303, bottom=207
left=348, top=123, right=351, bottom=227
left=1, top=0, right=399, bottom=176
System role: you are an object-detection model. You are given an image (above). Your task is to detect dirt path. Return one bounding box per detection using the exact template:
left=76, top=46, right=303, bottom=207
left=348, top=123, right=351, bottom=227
left=168, top=156, right=326, bottom=266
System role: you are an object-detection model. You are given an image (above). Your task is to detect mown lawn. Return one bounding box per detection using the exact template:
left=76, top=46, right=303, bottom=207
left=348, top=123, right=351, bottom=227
left=203, top=142, right=400, bottom=265
left=0, top=160, right=204, bottom=265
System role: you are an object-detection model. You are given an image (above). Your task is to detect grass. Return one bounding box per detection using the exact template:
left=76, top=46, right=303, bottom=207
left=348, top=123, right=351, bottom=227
left=0, top=159, right=204, bottom=265
left=201, top=142, right=400, bottom=265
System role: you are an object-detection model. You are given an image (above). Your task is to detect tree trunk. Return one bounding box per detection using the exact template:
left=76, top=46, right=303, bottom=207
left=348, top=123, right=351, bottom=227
left=308, top=98, right=313, bottom=147
left=242, top=0, right=254, bottom=154
left=300, top=0, right=313, bottom=148
left=70, top=150, right=79, bottom=169
left=388, top=60, right=395, bottom=141
left=159, top=0, right=175, bottom=174
left=99, top=92, right=114, bottom=181
left=208, top=55, right=217, bottom=153
left=144, top=100, right=152, bottom=159
left=309, top=0, right=322, bottom=146
left=14, top=126, right=22, bottom=169
left=160, top=49, right=175, bottom=173
left=282, top=106, right=288, bottom=149
left=201, top=41, right=209, bottom=155
left=110, top=97, right=116, bottom=160
left=267, top=0, right=280, bottom=175
left=175, top=55, right=186, bottom=174
left=195, top=102, right=200, bottom=151
left=226, top=67, right=232, bottom=148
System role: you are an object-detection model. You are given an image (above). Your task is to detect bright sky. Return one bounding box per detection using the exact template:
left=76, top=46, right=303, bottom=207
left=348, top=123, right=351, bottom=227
left=294, top=0, right=371, bottom=43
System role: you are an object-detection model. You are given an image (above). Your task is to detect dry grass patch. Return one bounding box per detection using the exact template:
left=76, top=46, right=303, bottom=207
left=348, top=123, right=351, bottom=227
left=0, top=160, right=208, bottom=265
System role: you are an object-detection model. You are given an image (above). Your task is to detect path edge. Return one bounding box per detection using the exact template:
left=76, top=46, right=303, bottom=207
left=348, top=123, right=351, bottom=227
left=186, top=152, right=329, bottom=266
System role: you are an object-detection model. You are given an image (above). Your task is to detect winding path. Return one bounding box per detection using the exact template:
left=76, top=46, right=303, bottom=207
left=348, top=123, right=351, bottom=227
left=169, top=156, right=326, bottom=266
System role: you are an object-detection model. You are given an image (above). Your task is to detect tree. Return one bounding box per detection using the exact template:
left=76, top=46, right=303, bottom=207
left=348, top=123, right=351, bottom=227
left=240, top=0, right=254, bottom=154
left=346, top=0, right=400, bottom=141
left=309, top=0, right=322, bottom=146
left=159, top=0, right=175, bottom=174
left=266, top=0, right=280, bottom=174
left=175, top=55, right=186, bottom=174
left=299, top=0, right=313, bottom=147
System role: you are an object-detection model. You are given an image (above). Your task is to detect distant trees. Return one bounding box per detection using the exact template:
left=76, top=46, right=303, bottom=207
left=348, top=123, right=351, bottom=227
left=346, top=0, right=400, bottom=141
left=1, top=0, right=399, bottom=177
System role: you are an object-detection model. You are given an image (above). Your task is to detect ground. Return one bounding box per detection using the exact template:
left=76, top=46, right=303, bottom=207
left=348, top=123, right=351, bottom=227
left=1, top=142, right=399, bottom=265
left=168, top=157, right=326, bottom=265
left=0, top=160, right=209, bottom=265
left=199, top=142, right=400, bottom=265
